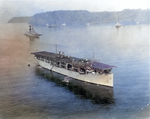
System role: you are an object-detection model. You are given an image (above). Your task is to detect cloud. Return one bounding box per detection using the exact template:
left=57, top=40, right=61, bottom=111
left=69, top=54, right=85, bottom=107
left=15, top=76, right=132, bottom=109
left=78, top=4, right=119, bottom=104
left=0, top=1, right=17, bottom=22
left=33, top=0, right=150, bottom=12
left=0, top=0, right=43, bottom=22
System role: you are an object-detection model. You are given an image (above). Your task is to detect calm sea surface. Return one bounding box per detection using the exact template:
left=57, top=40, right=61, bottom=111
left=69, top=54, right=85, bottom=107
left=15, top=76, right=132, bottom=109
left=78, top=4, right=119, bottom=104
left=0, top=23, right=149, bottom=119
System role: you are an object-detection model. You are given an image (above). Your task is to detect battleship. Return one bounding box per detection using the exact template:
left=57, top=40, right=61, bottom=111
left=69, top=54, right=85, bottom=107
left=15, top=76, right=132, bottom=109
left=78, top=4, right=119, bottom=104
left=24, top=25, right=42, bottom=38
left=32, top=51, right=116, bottom=87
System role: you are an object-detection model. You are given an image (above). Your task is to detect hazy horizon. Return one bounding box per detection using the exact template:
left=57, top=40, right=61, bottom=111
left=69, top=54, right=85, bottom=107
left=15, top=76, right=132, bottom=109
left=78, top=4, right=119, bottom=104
left=0, top=0, right=150, bottom=23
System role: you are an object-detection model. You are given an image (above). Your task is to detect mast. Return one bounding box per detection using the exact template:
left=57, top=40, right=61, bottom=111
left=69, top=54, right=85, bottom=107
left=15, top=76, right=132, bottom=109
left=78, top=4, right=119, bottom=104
left=29, top=25, right=32, bottom=32
left=56, top=44, right=57, bottom=54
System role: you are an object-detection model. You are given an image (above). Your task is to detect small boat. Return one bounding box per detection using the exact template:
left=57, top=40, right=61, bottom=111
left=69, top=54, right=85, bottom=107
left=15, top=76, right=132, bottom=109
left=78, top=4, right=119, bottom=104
left=24, top=25, right=42, bottom=38
left=61, top=23, right=66, bottom=26
left=86, top=23, right=90, bottom=26
left=62, top=77, right=70, bottom=83
left=137, top=21, right=141, bottom=27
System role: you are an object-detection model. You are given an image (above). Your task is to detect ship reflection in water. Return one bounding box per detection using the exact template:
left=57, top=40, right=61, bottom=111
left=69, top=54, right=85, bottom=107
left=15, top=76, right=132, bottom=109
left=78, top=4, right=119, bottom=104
left=35, top=67, right=114, bottom=105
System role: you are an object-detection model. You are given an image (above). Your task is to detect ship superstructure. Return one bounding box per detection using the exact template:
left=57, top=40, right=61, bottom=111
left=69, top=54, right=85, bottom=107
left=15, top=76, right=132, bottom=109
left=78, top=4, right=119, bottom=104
left=115, top=18, right=121, bottom=28
left=32, top=51, right=116, bottom=87
left=24, top=25, right=42, bottom=38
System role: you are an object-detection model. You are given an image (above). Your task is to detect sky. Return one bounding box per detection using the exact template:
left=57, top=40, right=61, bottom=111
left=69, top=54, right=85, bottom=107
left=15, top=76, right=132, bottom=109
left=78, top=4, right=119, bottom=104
left=0, top=0, right=149, bottom=22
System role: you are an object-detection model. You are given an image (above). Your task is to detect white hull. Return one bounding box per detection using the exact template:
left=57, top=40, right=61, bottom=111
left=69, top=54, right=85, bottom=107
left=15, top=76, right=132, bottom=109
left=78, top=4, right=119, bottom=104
left=36, top=60, right=113, bottom=87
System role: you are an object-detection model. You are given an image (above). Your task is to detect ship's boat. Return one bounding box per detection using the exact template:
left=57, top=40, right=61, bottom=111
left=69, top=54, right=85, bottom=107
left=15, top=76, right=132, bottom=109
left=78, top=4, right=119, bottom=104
left=24, top=25, right=42, bottom=38
left=31, top=51, right=116, bottom=87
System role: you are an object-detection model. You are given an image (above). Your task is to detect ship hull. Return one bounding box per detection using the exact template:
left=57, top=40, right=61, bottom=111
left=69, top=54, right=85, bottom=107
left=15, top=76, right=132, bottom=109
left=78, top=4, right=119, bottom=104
left=36, top=60, right=113, bottom=87
left=24, top=34, right=39, bottom=38
left=24, top=33, right=42, bottom=38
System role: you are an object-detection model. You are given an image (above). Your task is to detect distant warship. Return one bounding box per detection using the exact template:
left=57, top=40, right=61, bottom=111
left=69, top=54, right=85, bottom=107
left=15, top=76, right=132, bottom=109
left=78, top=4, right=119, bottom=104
left=115, top=18, right=121, bottom=28
left=24, top=25, right=42, bottom=38
left=48, top=22, right=59, bottom=28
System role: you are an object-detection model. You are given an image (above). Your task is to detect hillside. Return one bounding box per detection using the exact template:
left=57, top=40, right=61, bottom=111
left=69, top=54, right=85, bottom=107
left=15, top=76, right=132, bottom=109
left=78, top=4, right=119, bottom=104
left=8, top=17, right=31, bottom=23
left=29, top=9, right=150, bottom=26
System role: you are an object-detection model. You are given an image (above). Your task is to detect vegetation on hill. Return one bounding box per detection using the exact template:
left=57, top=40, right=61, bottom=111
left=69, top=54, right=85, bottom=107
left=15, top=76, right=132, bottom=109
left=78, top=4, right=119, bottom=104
left=29, top=9, right=150, bottom=26
left=8, top=9, right=150, bottom=26
left=8, top=17, right=31, bottom=23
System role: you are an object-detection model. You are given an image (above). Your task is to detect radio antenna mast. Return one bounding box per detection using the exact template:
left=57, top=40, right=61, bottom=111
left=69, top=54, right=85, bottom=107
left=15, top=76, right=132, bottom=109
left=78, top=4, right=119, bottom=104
left=56, top=44, right=57, bottom=54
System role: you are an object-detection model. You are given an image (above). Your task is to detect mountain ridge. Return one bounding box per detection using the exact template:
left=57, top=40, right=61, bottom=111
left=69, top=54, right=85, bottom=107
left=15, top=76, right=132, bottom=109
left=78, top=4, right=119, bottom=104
left=8, top=9, right=150, bottom=26
left=8, top=17, right=31, bottom=23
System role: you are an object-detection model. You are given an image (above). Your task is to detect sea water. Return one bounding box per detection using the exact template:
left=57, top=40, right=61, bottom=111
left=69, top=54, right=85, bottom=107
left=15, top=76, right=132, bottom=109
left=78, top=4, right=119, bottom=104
left=0, top=23, right=149, bottom=119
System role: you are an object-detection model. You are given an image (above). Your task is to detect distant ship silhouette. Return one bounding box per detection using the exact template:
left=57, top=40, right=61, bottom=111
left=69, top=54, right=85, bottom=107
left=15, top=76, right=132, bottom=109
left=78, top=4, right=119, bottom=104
left=115, top=18, right=121, bottom=28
